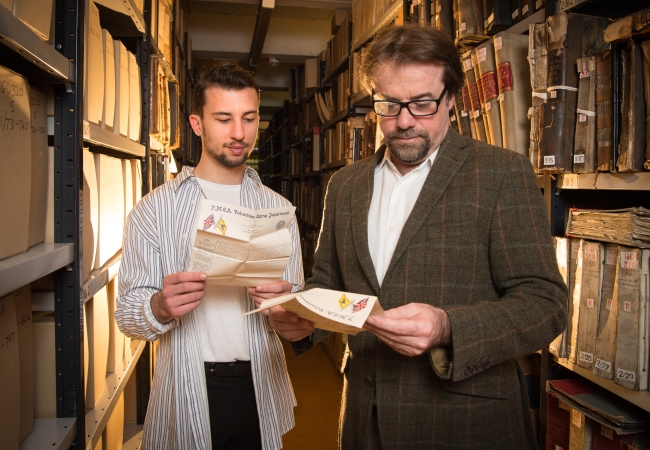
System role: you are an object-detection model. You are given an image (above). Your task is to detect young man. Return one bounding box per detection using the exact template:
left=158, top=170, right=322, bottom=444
left=260, top=25, right=567, bottom=449
left=116, top=60, right=305, bottom=450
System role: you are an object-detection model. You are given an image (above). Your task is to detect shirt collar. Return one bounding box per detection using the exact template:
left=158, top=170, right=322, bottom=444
left=171, top=165, right=261, bottom=192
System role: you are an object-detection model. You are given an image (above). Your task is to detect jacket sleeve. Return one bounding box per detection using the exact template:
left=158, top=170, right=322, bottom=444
left=442, top=153, right=567, bottom=382
left=115, top=199, right=179, bottom=341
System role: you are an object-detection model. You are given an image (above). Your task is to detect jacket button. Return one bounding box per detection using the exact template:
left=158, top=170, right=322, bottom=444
left=365, top=377, right=373, bottom=387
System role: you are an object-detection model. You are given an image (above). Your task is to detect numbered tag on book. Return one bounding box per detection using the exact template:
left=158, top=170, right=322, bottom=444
left=595, top=359, right=612, bottom=373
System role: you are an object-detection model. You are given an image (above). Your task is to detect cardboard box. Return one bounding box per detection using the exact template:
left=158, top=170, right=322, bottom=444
left=0, top=291, right=21, bottom=449
left=106, top=276, right=125, bottom=373
left=33, top=312, right=56, bottom=418
left=103, top=28, right=116, bottom=130
left=569, top=408, right=592, bottom=450
left=14, top=286, right=33, bottom=442
left=114, top=40, right=130, bottom=137
left=83, top=148, right=99, bottom=281
left=85, top=287, right=110, bottom=408
left=122, top=160, right=134, bottom=219
left=94, top=154, right=124, bottom=269
left=103, top=391, right=124, bottom=450
left=0, top=65, right=31, bottom=260
left=45, top=146, right=55, bottom=244
left=304, top=57, right=320, bottom=93
left=28, top=87, right=48, bottom=248
left=13, top=0, right=54, bottom=40
left=131, top=159, right=142, bottom=205
left=128, top=52, right=141, bottom=142
left=84, top=0, right=104, bottom=125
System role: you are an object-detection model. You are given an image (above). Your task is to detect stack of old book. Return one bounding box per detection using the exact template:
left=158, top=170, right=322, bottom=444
left=567, top=207, right=650, bottom=248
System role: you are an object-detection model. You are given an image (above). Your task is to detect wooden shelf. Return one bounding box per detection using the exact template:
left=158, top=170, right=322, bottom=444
left=556, top=357, right=650, bottom=413
left=19, top=418, right=77, bottom=450
left=352, top=1, right=403, bottom=52
left=81, top=251, right=122, bottom=304
left=321, top=109, right=349, bottom=131
left=322, top=53, right=349, bottom=86
left=122, top=423, right=143, bottom=450
left=0, top=244, right=74, bottom=298
left=555, top=172, right=650, bottom=190
left=83, top=121, right=146, bottom=158
left=0, top=6, right=74, bottom=82
left=94, top=0, right=146, bottom=35
left=85, top=340, right=147, bottom=450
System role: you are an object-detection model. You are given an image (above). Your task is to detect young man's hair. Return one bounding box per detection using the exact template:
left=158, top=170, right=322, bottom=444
left=193, top=60, right=260, bottom=116
left=359, top=24, right=464, bottom=101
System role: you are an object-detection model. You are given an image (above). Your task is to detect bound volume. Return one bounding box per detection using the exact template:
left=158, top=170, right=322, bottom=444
left=474, top=40, right=503, bottom=147
left=596, top=51, right=615, bottom=171
left=573, top=56, right=597, bottom=173
left=494, top=31, right=531, bottom=156
left=617, top=41, right=646, bottom=172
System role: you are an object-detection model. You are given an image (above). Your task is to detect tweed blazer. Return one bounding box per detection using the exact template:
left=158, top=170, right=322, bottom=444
left=303, top=129, right=567, bottom=449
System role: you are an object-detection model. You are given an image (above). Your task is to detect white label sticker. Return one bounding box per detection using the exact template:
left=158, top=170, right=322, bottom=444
left=477, top=47, right=487, bottom=63
left=550, top=90, right=557, bottom=99
left=587, top=298, right=595, bottom=309
left=579, top=351, right=594, bottom=364
left=595, top=359, right=612, bottom=373
left=495, top=36, right=503, bottom=51
left=574, top=154, right=585, bottom=164
left=571, top=242, right=580, bottom=259
left=450, top=115, right=456, bottom=122
left=485, top=102, right=491, bottom=111
left=512, top=9, right=519, bottom=19
left=579, top=114, right=587, bottom=122
left=459, top=22, right=467, bottom=32
left=522, top=4, right=529, bottom=14
left=463, top=58, right=472, bottom=72
left=461, top=111, right=468, bottom=117
left=543, top=155, right=556, bottom=166
left=624, top=301, right=632, bottom=313
left=606, top=298, right=612, bottom=311
left=617, top=368, right=636, bottom=382
left=606, top=247, right=617, bottom=265
left=600, top=425, right=614, bottom=440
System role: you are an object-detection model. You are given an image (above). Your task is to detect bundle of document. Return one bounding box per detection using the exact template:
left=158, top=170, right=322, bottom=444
left=566, top=207, right=650, bottom=248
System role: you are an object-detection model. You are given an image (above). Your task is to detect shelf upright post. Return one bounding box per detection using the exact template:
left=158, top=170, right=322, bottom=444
left=139, top=0, right=152, bottom=196
left=53, top=0, right=85, bottom=445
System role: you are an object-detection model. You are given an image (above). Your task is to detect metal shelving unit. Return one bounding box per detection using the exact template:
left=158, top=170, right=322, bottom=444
left=19, top=418, right=76, bottom=450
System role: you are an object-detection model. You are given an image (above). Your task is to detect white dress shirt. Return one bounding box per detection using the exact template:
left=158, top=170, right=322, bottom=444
left=368, top=148, right=438, bottom=285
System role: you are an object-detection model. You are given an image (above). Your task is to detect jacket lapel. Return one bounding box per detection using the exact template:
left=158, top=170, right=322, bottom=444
left=350, top=149, right=385, bottom=295
left=384, top=130, right=470, bottom=279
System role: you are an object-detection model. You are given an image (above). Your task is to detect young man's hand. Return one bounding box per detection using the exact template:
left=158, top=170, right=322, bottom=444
left=151, top=272, right=207, bottom=324
left=248, top=281, right=314, bottom=341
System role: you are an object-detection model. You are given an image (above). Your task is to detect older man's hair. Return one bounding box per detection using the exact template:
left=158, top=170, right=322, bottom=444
left=359, top=25, right=464, bottom=99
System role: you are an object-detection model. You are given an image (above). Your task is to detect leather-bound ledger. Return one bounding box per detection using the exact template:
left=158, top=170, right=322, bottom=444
left=614, top=247, right=650, bottom=391
left=462, top=50, right=489, bottom=142
left=593, top=243, right=619, bottom=380
left=482, top=0, right=512, bottom=35
left=617, top=41, right=646, bottom=172
left=538, top=14, right=609, bottom=173
left=472, top=47, right=494, bottom=144
left=433, top=0, right=454, bottom=42
left=528, top=22, right=548, bottom=169
left=456, top=0, right=486, bottom=47
left=596, top=51, right=615, bottom=171
left=494, top=31, right=531, bottom=156
left=573, top=56, right=598, bottom=173
left=641, top=41, right=650, bottom=170
left=454, top=88, right=474, bottom=139
left=566, top=238, right=580, bottom=364
left=475, top=39, right=503, bottom=147
left=575, top=241, right=604, bottom=370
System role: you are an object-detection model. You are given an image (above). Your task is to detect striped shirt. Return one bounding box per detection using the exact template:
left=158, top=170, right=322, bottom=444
left=116, top=165, right=304, bottom=450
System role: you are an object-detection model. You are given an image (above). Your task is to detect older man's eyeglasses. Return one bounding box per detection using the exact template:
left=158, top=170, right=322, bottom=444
left=372, top=88, right=448, bottom=117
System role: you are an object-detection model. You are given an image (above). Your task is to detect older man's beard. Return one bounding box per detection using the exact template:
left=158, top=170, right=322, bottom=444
left=384, top=129, right=432, bottom=164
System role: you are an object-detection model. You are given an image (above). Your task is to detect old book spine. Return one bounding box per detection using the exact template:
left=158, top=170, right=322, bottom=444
left=475, top=39, right=503, bottom=147
left=614, top=247, right=648, bottom=390
left=495, top=31, right=531, bottom=156
left=566, top=238, right=581, bottom=363
left=528, top=22, right=548, bottom=170
left=456, top=0, right=485, bottom=47
left=463, top=51, right=489, bottom=142
left=539, top=13, right=583, bottom=173
left=550, top=237, right=570, bottom=359
left=593, top=243, right=619, bottom=380
left=596, top=52, right=614, bottom=171
left=455, top=88, right=474, bottom=138
left=435, top=0, right=455, bottom=42
left=617, top=41, right=646, bottom=172
left=483, top=0, right=512, bottom=35
left=604, top=6, right=650, bottom=43
left=573, top=57, right=597, bottom=173
left=575, top=241, right=603, bottom=370
left=449, top=108, right=460, bottom=133
left=641, top=41, right=650, bottom=170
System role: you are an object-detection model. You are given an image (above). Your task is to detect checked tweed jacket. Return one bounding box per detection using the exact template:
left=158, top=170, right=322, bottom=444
left=302, top=129, right=567, bottom=449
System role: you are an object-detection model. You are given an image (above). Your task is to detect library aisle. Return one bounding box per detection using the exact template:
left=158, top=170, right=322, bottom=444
left=281, top=339, right=343, bottom=450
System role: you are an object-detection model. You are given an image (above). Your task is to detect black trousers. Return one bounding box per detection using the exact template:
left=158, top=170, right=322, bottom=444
left=204, top=361, right=262, bottom=450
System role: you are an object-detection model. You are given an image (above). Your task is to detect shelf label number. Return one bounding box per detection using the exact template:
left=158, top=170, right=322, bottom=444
left=594, top=359, right=612, bottom=373
left=579, top=352, right=593, bottom=364
left=617, top=368, right=636, bottom=382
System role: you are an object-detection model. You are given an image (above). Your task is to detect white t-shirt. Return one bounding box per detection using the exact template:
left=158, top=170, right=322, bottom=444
left=193, top=178, right=250, bottom=362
